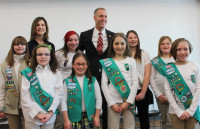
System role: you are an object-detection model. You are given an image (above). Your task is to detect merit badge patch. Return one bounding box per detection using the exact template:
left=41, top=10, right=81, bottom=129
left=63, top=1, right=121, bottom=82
left=191, top=75, right=196, bottom=83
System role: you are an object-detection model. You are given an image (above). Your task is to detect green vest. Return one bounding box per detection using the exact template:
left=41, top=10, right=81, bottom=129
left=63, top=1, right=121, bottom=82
left=162, top=63, right=200, bottom=122
left=1, top=61, right=27, bottom=114
left=21, top=67, right=58, bottom=114
left=65, top=76, right=96, bottom=122
left=99, top=58, right=135, bottom=114
left=151, top=56, right=166, bottom=76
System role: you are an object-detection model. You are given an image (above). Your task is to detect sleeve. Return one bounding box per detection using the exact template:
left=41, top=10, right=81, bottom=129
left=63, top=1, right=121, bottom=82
left=94, top=80, right=102, bottom=109
left=126, top=59, right=139, bottom=104
left=164, top=78, right=184, bottom=117
left=0, top=67, right=6, bottom=111
left=101, top=68, right=115, bottom=107
left=48, top=71, right=64, bottom=113
left=21, top=75, right=42, bottom=118
left=78, top=32, right=85, bottom=51
left=143, top=51, right=151, bottom=65
left=150, top=64, right=162, bottom=98
left=61, top=81, right=67, bottom=111
left=186, top=64, right=200, bottom=116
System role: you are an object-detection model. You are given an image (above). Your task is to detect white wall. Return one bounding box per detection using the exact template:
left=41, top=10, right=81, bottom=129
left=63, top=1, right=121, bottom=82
left=0, top=0, right=200, bottom=109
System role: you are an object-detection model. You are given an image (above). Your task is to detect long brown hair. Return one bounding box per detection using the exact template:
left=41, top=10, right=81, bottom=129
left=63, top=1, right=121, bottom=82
left=5, top=36, right=30, bottom=67
left=126, top=30, right=142, bottom=63
left=30, top=44, right=58, bottom=73
left=108, top=33, right=131, bottom=58
left=30, top=17, right=49, bottom=41
left=70, top=52, right=92, bottom=84
left=171, top=38, right=193, bottom=60
left=158, top=36, right=172, bottom=57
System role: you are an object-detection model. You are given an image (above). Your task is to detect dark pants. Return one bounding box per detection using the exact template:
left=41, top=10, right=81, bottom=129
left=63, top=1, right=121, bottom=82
left=135, top=88, right=153, bottom=129
left=96, top=74, right=108, bottom=129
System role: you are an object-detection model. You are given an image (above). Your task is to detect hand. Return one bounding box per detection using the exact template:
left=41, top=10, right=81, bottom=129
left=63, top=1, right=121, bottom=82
left=120, top=102, right=130, bottom=111
left=135, top=92, right=145, bottom=101
left=158, top=94, right=168, bottom=103
left=179, top=111, right=192, bottom=120
left=0, top=112, right=6, bottom=119
left=40, top=111, right=54, bottom=123
left=64, top=119, right=72, bottom=129
left=111, top=104, right=122, bottom=113
left=93, top=116, right=100, bottom=127
left=35, top=113, right=46, bottom=120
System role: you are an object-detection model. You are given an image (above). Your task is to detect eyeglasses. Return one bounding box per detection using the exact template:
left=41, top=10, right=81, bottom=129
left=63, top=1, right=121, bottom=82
left=36, top=53, right=50, bottom=56
left=74, top=63, right=87, bottom=66
left=14, top=43, right=26, bottom=46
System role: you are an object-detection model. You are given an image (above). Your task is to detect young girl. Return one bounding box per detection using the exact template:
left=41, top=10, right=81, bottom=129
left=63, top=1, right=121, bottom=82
left=100, top=33, right=139, bottom=129
left=126, top=30, right=153, bottom=129
left=61, top=52, right=102, bottom=129
left=150, top=36, right=174, bottom=129
left=0, top=36, right=30, bottom=129
left=163, top=38, right=200, bottom=129
left=28, top=17, right=55, bottom=57
left=21, top=44, right=63, bottom=129
left=54, top=31, right=79, bottom=129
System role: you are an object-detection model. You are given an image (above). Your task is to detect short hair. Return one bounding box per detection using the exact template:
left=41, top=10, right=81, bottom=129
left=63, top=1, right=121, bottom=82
left=5, top=36, right=30, bottom=67
left=108, top=33, right=131, bottom=58
left=94, top=8, right=106, bottom=16
left=30, top=17, right=49, bottom=41
left=158, top=36, right=172, bottom=57
left=171, top=38, right=193, bottom=60
left=30, top=44, right=58, bottom=73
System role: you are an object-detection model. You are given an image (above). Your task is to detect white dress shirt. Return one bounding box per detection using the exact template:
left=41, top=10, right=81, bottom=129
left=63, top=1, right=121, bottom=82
left=21, top=65, right=64, bottom=125
left=92, top=27, right=108, bottom=53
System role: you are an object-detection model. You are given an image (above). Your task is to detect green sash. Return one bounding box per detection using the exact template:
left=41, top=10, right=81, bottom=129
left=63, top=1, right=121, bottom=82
left=21, top=67, right=58, bottom=114
left=65, top=76, right=96, bottom=122
left=151, top=56, right=166, bottom=76
left=99, top=58, right=135, bottom=114
left=162, top=63, right=200, bottom=122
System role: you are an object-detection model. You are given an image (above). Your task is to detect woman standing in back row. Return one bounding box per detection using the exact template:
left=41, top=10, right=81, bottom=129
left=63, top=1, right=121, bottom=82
left=28, top=17, right=55, bottom=57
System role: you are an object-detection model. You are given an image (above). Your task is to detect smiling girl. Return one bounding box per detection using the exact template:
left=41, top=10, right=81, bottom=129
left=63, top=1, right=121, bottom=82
left=21, top=44, right=63, bottom=129
left=0, top=36, right=30, bottom=129
left=100, top=33, right=139, bottom=129
left=163, top=38, right=200, bottom=129
left=150, top=36, right=174, bottom=129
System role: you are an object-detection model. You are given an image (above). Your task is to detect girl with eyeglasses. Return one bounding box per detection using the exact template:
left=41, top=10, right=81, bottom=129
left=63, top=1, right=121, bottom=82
left=0, top=36, right=30, bottom=129
left=21, top=44, right=63, bottom=129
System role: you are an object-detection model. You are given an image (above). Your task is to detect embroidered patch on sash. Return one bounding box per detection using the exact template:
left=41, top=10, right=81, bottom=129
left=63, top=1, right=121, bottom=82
left=152, top=58, right=159, bottom=64
left=5, top=81, right=14, bottom=92
left=104, top=60, right=112, bottom=67
left=186, top=91, right=192, bottom=98
left=176, top=84, right=184, bottom=91
left=69, top=98, right=76, bottom=103
left=120, top=85, right=127, bottom=93
left=5, top=67, right=12, bottom=80
left=181, top=96, right=187, bottom=103
left=166, top=67, right=175, bottom=75
left=67, top=83, right=76, bottom=89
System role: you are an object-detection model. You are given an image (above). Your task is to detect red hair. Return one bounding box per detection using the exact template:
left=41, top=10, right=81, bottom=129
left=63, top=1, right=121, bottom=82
left=64, top=31, right=77, bottom=43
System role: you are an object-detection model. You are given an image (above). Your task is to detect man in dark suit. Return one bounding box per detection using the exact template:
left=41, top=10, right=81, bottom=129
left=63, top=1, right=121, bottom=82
left=79, top=8, right=114, bottom=129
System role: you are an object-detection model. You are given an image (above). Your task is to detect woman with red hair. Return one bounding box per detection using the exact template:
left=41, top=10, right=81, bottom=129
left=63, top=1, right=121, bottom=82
left=54, top=31, right=79, bottom=129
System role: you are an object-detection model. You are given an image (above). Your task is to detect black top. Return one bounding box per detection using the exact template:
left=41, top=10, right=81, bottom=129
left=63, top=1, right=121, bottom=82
left=28, top=39, right=55, bottom=57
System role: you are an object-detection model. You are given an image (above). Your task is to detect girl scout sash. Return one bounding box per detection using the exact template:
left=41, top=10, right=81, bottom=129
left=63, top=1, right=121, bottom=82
left=65, top=76, right=96, bottom=122
left=21, top=67, right=58, bottom=114
left=151, top=56, right=166, bottom=76
left=162, top=63, right=200, bottom=122
left=99, top=58, right=135, bottom=114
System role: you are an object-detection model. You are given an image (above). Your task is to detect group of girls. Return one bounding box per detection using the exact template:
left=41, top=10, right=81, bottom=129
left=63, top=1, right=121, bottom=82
left=0, top=16, right=199, bottom=129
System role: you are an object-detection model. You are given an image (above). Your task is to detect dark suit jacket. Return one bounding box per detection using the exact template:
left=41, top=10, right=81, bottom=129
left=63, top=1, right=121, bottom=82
left=79, top=28, right=115, bottom=82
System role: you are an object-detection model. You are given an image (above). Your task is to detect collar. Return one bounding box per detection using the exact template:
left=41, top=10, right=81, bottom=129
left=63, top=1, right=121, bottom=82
left=13, top=54, right=25, bottom=63
left=36, top=64, right=50, bottom=71
left=93, top=27, right=106, bottom=36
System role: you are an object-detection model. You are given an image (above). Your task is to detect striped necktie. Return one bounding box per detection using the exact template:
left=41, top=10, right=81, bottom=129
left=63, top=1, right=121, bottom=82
left=97, top=32, right=103, bottom=55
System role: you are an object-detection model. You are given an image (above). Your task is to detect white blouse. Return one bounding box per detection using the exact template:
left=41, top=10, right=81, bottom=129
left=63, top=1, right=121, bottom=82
left=150, top=56, right=175, bottom=98
left=164, top=61, right=200, bottom=117
left=21, top=65, right=64, bottom=125
left=101, top=57, right=139, bottom=107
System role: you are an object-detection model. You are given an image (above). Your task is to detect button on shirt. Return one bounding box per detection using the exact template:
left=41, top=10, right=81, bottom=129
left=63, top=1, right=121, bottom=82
left=21, top=65, right=64, bottom=125
left=92, top=27, right=108, bottom=53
